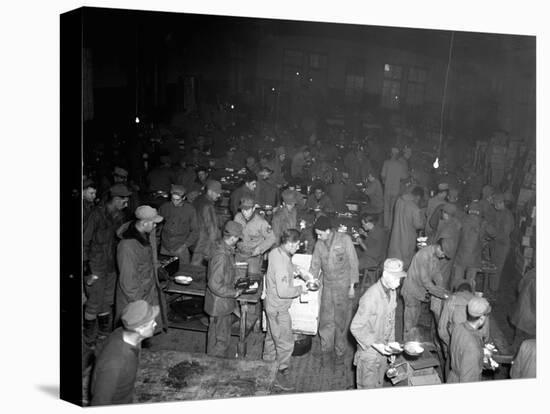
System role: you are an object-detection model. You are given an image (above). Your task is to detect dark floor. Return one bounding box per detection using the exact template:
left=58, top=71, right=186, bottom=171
left=82, top=253, right=525, bottom=403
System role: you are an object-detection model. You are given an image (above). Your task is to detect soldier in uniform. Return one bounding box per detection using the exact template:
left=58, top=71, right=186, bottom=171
left=233, top=196, right=277, bottom=274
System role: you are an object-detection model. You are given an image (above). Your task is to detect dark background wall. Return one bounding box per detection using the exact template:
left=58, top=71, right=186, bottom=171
left=81, top=7, right=535, bottom=146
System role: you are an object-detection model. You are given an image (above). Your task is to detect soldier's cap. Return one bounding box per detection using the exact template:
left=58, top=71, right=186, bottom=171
left=382, top=258, right=407, bottom=278
left=467, top=297, right=492, bottom=317
left=438, top=182, right=450, bottom=191
left=135, top=205, right=163, bottom=223
left=442, top=203, right=457, bottom=216
left=109, top=183, right=132, bottom=197
left=282, top=189, right=298, bottom=204
left=206, top=179, right=222, bottom=194
left=391, top=147, right=400, bottom=154
left=239, top=196, right=256, bottom=210
left=170, top=184, right=186, bottom=196
left=314, top=215, right=332, bottom=232
left=439, top=238, right=456, bottom=259
left=224, top=220, right=243, bottom=237
left=258, top=166, right=273, bottom=174
left=113, top=166, right=128, bottom=177
left=83, top=178, right=95, bottom=189
left=121, top=300, right=159, bottom=331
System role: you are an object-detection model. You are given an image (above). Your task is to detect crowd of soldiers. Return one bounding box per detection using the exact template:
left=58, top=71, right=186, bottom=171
left=82, top=122, right=533, bottom=405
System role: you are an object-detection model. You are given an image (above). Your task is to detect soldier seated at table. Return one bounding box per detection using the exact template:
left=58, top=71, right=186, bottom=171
left=305, top=182, right=335, bottom=216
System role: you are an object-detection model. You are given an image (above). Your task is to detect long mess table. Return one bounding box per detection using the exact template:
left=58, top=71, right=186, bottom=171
left=163, top=264, right=263, bottom=358
left=134, top=350, right=277, bottom=402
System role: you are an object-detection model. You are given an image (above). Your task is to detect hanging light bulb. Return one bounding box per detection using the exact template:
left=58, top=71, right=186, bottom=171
left=433, top=157, right=439, bottom=169
left=135, top=116, right=140, bottom=124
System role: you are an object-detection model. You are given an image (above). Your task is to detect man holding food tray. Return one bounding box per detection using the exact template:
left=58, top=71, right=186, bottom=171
left=350, top=258, right=407, bottom=388
left=263, top=229, right=311, bottom=391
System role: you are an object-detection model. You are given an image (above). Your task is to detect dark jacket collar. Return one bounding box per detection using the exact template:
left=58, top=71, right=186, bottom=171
left=121, top=221, right=150, bottom=246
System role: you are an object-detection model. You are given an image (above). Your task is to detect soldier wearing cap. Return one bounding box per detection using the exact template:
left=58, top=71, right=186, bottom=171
left=173, top=155, right=197, bottom=192
left=430, top=202, right=463, bottom=290
left=255, top=166, right=279, bottom=208
left=361, top=171, right=384, bottom=216
left=448, top=296, right=492, bottom=383
left=437, top=283, right=491, bottom=379
left=90, top=300, right=159, bottom=405
left=83, top=178, right=97, bottom=225
left=351, top=258, right=407, bottom=388
left=263, top=229, right=311, bottom=391
left=191, top=179, right=223, bottom=266
left=310, top=215, right=359, bottom=363
left=388, top=186, right=426, bottom=270
left=452, top=201, right=496, bottom=290
left=271, top=189, right=299, bottom=240
left=115, top=206, right=165, bottom=332
left=401, top=239, right=452, bottom=341
left=229, top=171, right=257, bottom=217
left=425, top=182, right=450, bottom=238
left=204, top=221, right=244, bottom=357
left=234, top=196, right=277, bottom=274
left=83, top=184, right=132, bottom=348
left=381, top=147, right=409, bottom=228
left=491, top=193, right=514, bottom=294
left=99, top=166, right=129, bottom=195
left=158, top=184, right=199, bottom=270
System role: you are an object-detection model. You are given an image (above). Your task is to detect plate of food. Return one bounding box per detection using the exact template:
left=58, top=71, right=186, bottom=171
left=306, top=279, right=321, bottom=292
left=174, top=275, right=193, bottom=285
left=404, top=341, right=424, bottom=356
left=387, top=342, right=403, bottom=353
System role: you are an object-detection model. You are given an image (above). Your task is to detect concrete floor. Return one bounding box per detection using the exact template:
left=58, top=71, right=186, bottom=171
left=82, top=253, right=526, bottom=404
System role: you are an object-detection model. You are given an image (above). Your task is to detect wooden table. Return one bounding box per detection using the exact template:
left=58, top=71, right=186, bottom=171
left=134, top=350, right=277, bottom=402
left=164, top=265, right=263, bottom=358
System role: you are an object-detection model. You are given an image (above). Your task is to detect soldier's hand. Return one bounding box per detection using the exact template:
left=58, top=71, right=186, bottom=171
left=348, top=285, right=355, bottom=299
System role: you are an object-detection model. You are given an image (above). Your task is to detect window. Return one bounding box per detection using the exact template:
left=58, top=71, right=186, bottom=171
left=382, top=64, right=403, bottom=109
left=406, top=67, right=427, bottom=105
left=345, top=58, right=365, bottom=103
left=307, top=53, right=328, bottom=85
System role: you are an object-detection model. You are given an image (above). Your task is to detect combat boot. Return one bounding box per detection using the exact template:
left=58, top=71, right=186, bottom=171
left=273, top=369, right=295, bottom=392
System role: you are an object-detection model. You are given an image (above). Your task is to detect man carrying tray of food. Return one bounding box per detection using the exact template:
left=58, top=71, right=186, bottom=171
left=350, top=258, right=407, bottom=389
